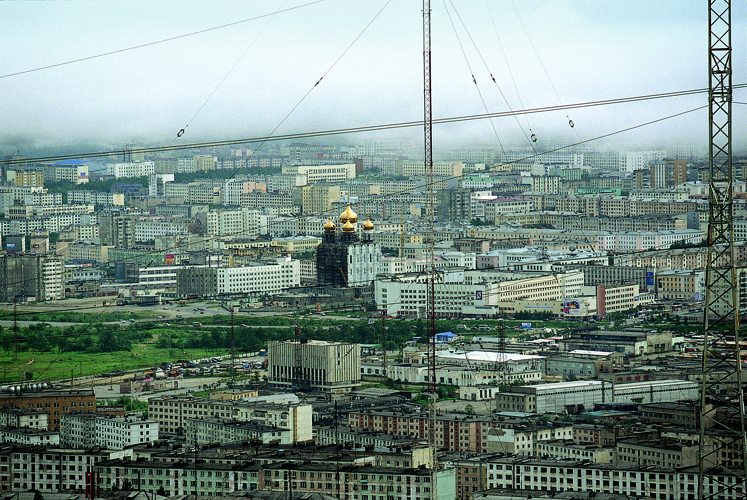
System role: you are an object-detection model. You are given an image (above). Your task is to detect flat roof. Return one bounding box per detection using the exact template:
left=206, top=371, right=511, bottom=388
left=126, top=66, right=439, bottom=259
left=569, top=349, right=615, bottom=356
left=439, top=351, right=543, bottom=363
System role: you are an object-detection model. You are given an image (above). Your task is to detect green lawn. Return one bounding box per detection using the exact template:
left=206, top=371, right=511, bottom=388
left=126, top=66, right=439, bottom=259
left=0, top=345, right=230, bottom=384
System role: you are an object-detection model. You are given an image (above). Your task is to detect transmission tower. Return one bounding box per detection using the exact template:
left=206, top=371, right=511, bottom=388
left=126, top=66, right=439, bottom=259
left=423, top=0, right=438, bottom=497
left=699, top=1, right=747, bottom=499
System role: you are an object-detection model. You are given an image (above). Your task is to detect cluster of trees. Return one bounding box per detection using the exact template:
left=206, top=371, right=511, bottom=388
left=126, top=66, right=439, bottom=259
left=0, top=323, right=151, bottom=355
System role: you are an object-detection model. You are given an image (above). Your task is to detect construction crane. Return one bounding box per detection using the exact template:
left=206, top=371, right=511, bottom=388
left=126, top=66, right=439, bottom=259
left=699, top=1, right=747, bottom=499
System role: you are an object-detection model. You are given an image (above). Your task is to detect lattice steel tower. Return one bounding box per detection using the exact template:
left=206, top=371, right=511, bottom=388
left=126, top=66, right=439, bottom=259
left=423, top=1, right=438, bottom=499
left=699, top=1, right=747, bottom=499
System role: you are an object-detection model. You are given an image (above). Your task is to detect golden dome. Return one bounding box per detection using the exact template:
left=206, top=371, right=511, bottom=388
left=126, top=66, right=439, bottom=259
left=324, top=218, right=336, bottom=232
left=362, top=216, right=374, bottom=231
left=342, top=220, right=355, bottom=232
left=340, top=203, right=358, bottom=224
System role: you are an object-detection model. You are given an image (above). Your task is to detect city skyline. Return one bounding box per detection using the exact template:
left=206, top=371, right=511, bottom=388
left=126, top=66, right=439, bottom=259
left=2, top=1, right=747, bottom=153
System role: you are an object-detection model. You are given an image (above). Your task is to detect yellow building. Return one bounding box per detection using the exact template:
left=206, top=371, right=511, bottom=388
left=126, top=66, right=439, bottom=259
left=8, top=170, right=44, bottom=187
left=270, top=236, right=322, bottom=253
left=209, top=389, right=259, bottom=401
left=300, top=184, right=341, bottom=216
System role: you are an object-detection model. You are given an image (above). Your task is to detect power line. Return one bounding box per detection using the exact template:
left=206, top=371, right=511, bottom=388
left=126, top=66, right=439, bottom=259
left=0, top=105, right=708, bottom=294
left=4, top=84, right=731, bottom=167
left=0, top=1, right=328, bottom=81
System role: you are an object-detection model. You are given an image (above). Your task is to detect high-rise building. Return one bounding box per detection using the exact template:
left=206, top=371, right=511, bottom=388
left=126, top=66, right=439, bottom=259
left=0, top=253, right=63, bottom=302
left=650, top=159, right=688, bottom=188
left=298, top=184, right=341, bottom=216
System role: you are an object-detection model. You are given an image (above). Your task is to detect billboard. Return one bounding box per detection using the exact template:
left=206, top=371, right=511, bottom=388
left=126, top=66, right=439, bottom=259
left=646, top=271, right=655, bottom=287
left=564, top=299, right=582, bottom=316
left=164, top=254, right=175, bottom=265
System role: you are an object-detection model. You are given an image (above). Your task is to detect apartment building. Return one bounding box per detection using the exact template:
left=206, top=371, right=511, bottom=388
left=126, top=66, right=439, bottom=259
left=60, top=412, right=158, bottom=450
left=184, top=418, right=291, bottom=446
left=483, top=456, right=744, bottom=500
left=495, top=380, right=696, bottom=414
left=0, top=253, right=63, bottom=302
left=206, top=207, right=260, bottom=238
left=0, top=408, right=49, bottom=429
left=535, top=440, right=614, bottom=463
left=0, top=427, right=60, bottom=446
left=656, top=269, right=705, bottom=300
left=8, top=445, right=126, bottom=493
left=616, top=437, right=699, bottom=468
left=260, top=462, right=456, bottom=500
left=99, top=456, right=261, bottom=496
left=68, top=191, right=125, bottom=206
left=402, top=160, right=463, bottom=177
left=147, top=396, right=312, bottom=442
left=6, top=204, right=94, bottom=219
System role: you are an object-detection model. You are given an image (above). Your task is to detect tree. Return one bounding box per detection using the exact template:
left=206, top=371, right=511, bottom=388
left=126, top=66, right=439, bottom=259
left=464, top=404, right=475, bottom=415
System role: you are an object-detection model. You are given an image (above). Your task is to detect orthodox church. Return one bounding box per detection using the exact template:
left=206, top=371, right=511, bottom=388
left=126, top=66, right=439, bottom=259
left=316, top=204, right=382, bottom=288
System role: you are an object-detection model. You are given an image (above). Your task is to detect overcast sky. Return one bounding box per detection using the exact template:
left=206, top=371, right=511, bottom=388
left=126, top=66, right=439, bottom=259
left=2, top=1, right=746, bottom=153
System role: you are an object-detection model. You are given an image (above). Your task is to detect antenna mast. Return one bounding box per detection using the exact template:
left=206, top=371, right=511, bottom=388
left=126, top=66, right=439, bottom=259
left=423, top=0, right=437, bottom=497
left=700, top=1, right=747, bottom=498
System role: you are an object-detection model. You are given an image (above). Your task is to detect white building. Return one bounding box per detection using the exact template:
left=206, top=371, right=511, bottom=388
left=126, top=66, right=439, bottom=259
left=184, top=418, right=291, bottom=445
left=206, top=207, right=260, bottom=238
left=0, top=426, right=60, bottom=445
left=68, top=190, right=124, bottom=206
left=597, top=230, right=703, bottom=252
left=133, top=220, right=190, bottom=241
left=622, top=150, right=667, bottom=172
left=53, top=162, right=89, bottom=184
left=60, top=412, right=159, bottom=449
left=148, top=173, right=175, bottom=196
left=217, top=257, right=300, bottom=295
left=148, top=395, right=312, bottom=441
left=108, top=161, right=155, bottom=179
left=0, top=408, right=49, bottom=429
left=496, top=379, right=698, bottom=414
left=282, top=163, right=356, bottom=183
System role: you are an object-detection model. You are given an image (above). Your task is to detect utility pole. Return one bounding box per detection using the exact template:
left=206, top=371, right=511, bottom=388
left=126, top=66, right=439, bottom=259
left=700, top=1, right=747, bottom=499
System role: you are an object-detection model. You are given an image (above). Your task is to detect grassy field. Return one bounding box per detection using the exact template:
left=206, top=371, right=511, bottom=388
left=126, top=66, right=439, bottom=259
left=0, top=345, right=231, bottom=384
